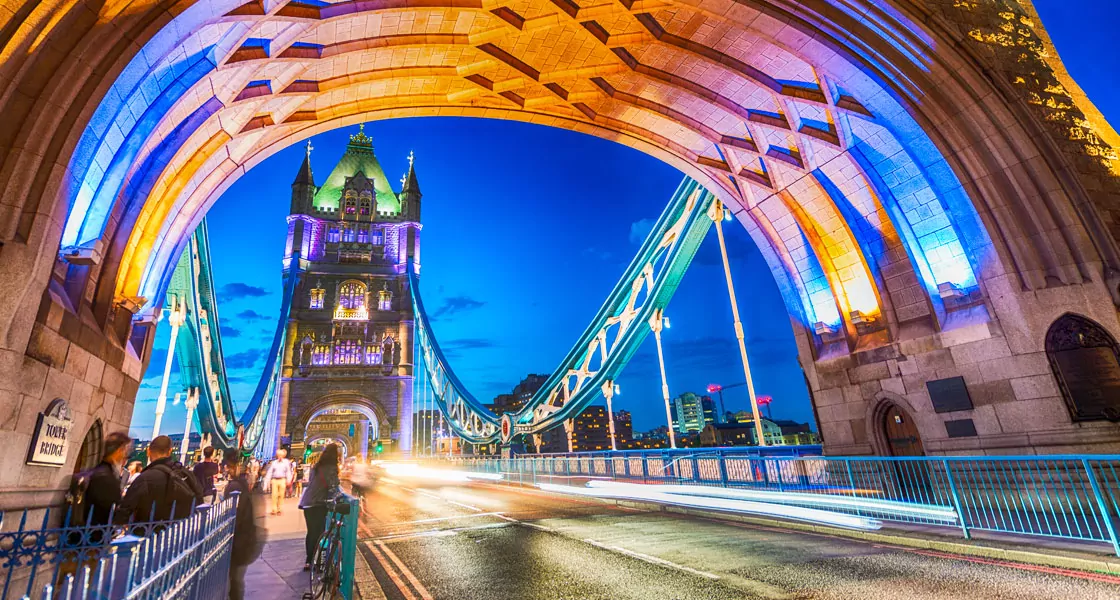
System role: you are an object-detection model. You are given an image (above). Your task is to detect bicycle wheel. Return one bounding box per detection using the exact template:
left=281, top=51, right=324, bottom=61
left=309, top=524, right=342, bottom=599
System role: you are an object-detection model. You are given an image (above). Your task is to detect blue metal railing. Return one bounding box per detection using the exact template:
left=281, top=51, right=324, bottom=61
left=0, top=495, right=239, bottom=599
left=446, top=454, right=1120, bottom=555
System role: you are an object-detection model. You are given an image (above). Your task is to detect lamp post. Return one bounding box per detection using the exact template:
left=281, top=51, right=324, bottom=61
left=708, top=201, right=766, bottom=446
left=706, top=383, right=727, bottom=422
left=153, top=297, right=186, bottom=438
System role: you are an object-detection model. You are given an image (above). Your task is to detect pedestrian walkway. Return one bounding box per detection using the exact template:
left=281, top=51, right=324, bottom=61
left=244, top=494, right=311, bottom=600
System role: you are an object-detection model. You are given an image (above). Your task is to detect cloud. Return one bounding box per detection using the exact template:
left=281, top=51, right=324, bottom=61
left=628, top=218, right=656, bottom=245
left=225, top=349, right=264, bottom=369
left=220, top=325, right=241, bottom=338
left=431, top=296, right=485, bottom=319
left=219, top=282, right=270, bottom=300
left=441, top=338, right=496, bottom=351
left=236, top=309, right=272, bottom=322
left=439, top=337, right=497, bottom=359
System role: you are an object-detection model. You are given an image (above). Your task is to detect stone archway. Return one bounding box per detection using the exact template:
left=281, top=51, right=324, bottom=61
left=3, top=1, right=1120, bottom=509
left=293, top=395, right=390, bottom=458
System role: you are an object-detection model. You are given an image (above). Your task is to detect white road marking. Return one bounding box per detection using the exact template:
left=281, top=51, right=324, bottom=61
left=581, top=538, right=721, bottom=580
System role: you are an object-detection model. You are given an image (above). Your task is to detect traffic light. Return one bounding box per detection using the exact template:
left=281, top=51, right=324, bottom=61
left=375, top=441, right=383, bottom=454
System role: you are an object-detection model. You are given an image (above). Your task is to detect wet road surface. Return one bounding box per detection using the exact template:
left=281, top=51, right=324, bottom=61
left=354, top=479, right=1120, bottom=600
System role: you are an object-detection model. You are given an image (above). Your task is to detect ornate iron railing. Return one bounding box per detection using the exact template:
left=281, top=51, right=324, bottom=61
left=0, top=495, right=238, bottom=600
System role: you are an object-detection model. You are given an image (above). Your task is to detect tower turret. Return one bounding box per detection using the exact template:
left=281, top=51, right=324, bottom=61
left=291, top=141, right=316, bottom=214
left=400, top=151, right=421, bottom=222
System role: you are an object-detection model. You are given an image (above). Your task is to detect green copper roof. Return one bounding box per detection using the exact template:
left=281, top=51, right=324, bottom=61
left=312, top=126, right=400, bottom=212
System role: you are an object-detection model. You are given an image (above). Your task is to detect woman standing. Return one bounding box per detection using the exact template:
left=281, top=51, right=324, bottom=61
left=299, top=443, right=341, bottom=571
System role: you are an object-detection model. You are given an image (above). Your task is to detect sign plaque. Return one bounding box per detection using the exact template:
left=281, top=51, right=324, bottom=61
left=26, top=399, right=73, bottom=468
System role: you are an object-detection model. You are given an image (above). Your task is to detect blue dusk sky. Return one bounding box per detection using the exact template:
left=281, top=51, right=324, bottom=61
left=129, top=0, right=1120, bottom=439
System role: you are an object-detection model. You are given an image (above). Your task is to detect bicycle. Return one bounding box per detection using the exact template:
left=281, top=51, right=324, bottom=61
left=308, top=497, right=352, bottom=599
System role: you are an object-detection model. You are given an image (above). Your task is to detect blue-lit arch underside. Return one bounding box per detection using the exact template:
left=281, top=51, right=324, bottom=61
left=59, top=0, right=991, bottom=345
left=167, top=218, right=294, bottom=454
left=412, top=179, right=715, bottom=444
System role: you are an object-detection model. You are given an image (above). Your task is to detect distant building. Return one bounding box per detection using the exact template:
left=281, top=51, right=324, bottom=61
left=716, top=414, right=786, bottom=445
left=537, top=405, right=626, bottom=452
left=699, top=423, right=755, bottom=446
left=487, top=373, right=549, bottom=415
left=771, top=420, right=821, bottom=445
left=614, top=410, right=633, bottom=448
left=672, top=392, right=716, bottom=434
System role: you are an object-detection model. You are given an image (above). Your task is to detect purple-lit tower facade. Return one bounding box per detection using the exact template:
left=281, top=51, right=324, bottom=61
left=278, top=126, right=420, bottom=457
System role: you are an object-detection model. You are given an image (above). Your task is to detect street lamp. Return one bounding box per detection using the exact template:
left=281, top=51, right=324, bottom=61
left=706, top=383, right=727, bottom=422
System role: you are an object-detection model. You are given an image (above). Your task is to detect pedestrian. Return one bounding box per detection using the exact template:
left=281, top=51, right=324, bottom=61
left=264, top=449, right=293, bottom=515
left=76, top=431, right=132, bottom=528
left=116, top=435, right=204, bottom=524
left=299, top=443, right=340, bottom=571
left=293, top=461, right=304, bottom=499
left=223, top=456, right=260, bottom=600
left=193, top=446, right=220, bottom=504
left=247, top=457, right=260, bottom=493
left=125, top=461, right=143, bottom=487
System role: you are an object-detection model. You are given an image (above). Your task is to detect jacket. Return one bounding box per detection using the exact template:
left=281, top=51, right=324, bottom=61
left=116, top=457, right=204, bottom=524
left=298, top=463, right=340, bottom=509
left=82, top=461, right=123, bottom=526
left=224, top=475, right=261, bottom=566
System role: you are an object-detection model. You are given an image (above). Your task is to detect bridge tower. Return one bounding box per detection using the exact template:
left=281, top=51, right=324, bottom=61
left=278, top=127, right=420, bottom=457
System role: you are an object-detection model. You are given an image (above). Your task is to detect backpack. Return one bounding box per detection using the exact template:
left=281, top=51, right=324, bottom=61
left=64, top=470, right=93, bottom=527
left=153, top=463, right=204, bottom=518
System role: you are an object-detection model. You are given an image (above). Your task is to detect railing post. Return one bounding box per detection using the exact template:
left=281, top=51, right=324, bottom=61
left=943, top=460, right=970, bottom=540
left=718, top=451, right=729, bottom=488
left=1083, top=459, right=1120, bottom=557
left=335, top=496, right=359, bottom=600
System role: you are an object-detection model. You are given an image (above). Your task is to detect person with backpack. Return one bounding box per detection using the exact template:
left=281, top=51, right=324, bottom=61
left=116, top=435, right=204, bottom=524
left=223, top=455, right=260, bottom=600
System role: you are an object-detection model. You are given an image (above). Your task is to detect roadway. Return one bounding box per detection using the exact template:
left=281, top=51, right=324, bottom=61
left=353, top=478, right=1120, bottom=600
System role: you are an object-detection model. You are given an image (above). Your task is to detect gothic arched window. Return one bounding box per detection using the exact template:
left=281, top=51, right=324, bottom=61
left=309, top=284, right=324, bottom=309
left=334, top=339, right=362, bottom=365
left=1046, top=313, right=1120, bottom=422
left=378, top=285, right=392, bottom=311
left=74, top=420, right=103, bottom=474
left=334, top=280, right=368, bottom=320
left=366, top=344, right=382, bottom=365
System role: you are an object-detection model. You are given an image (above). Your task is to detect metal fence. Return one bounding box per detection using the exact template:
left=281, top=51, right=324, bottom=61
left=0, top=494, right=239, bottom=600
left=446, top=453, right=1120, bottom=556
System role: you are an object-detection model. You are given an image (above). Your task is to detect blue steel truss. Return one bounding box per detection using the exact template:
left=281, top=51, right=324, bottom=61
left=411, top=178, right=716, bottom=444
left=166, top=219, right=296, bottom=453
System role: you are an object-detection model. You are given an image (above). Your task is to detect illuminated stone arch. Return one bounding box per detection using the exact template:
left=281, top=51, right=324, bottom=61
left=3, top=0, right=1120, bottom=462
left=294, top=394, right=390, bottom=453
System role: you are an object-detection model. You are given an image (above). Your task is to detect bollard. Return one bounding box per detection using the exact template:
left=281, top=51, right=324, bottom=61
left=339, top=495, right=361, bottom=600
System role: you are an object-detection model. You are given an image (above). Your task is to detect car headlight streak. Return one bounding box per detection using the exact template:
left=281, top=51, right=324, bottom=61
left=538, top=482, right=884, bottom=531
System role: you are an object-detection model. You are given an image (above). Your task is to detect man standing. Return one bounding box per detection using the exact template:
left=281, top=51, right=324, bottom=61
left=193, top=446, right=220, bottom=504
left=223, top=456, right=260, bottom=600
left=116, top=435, right=204, bottom=523
left=78, top=432, right=132, bottom=527
left=263, top=448, right=293, bottom=515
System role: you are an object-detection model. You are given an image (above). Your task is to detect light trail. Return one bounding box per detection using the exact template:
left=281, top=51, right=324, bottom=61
left=537, top=483, right=882, bottom=530
left=585, top=481, right=959, bottom=524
